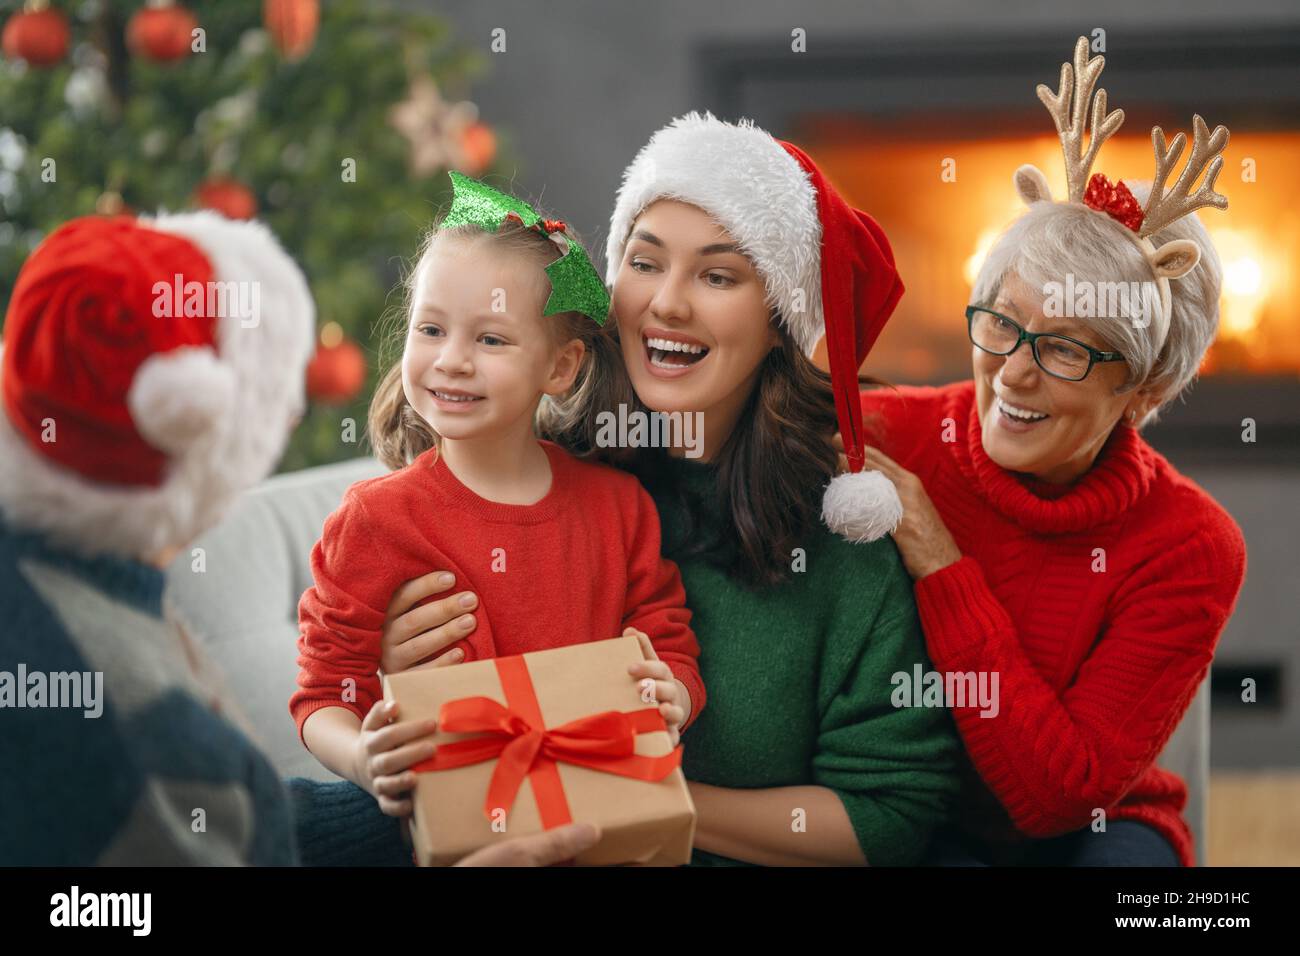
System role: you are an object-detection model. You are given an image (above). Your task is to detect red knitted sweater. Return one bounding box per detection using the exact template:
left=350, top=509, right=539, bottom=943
left=861, top=381, right=1246, bottom=866
left=291, top=441, right=704, bottom=739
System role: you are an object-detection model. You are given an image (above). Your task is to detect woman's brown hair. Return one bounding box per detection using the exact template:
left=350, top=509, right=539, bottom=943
left=367, top=217, right=622, bottom=470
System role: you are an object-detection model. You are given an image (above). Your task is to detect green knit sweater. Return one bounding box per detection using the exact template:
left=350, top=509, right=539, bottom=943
left=642, top=453, right=961, bottom=866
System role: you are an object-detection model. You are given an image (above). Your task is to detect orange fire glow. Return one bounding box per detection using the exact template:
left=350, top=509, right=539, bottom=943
left=803, top=130, right=1300, bottom=382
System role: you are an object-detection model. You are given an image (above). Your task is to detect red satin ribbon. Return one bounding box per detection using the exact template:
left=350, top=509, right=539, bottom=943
left=502, top=211, right=568, bottom=237
left=411, top=656, right=682, bottom=829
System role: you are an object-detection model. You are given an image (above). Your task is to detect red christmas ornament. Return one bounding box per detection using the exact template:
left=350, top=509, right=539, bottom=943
left=306, top=323, right=367, bottom=405
left=1083, top=173, right=1145, bottom=233
left=127, top=1, right=198, bottom=63
left=2, top=4, right=70, bottom=67
left=459, top=122, right=497, bottom=177
left=194, top=177, right=258, bottom=220
left=264, top=0, right=318, bottom=62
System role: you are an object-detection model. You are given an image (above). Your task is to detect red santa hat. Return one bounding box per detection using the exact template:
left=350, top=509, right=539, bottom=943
left=0, top=211, right=315, bottom=558
left=605, top=112, right=906, bottom=542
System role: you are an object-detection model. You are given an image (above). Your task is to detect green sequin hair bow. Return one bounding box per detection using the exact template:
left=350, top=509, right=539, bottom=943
left=441, top=171, right=610, bottom=326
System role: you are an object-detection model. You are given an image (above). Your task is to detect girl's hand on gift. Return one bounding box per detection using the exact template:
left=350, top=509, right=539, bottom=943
left=380, top=570, right=478, bottom=674
left=624, top=629, right=689, bottom=746
left=351, top=699, right=439, bottom=817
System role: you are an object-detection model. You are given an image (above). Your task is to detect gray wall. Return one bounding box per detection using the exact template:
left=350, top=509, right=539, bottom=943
left=1186, top=464, right=1300, bottom=769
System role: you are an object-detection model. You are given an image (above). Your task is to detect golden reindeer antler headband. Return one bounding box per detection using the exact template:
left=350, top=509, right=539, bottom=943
left=1013, top=36, right=1230, bottom=353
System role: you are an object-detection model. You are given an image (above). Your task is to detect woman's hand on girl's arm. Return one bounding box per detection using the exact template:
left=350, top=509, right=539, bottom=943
left=380, top=570, right=479, bottom=674
left=860, top=445, right=962, bottom=580
left=688, top=782, right=867, bottom=866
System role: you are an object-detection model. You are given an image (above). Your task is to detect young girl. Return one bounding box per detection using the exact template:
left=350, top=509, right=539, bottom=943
left=290, top=174, right=704, bottom=814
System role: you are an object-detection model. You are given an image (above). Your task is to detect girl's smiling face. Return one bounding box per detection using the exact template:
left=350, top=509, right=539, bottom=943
left=403, top=237, right=582, bottom=443
left=612, top=199, right=778, bottom=457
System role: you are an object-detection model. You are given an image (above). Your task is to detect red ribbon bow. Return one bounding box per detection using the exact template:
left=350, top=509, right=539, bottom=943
left=1083, top=173, right=1144, bottom=233
left=411, top=656, right=681, bottom=829
left=502, top=212, right=567, bottom=237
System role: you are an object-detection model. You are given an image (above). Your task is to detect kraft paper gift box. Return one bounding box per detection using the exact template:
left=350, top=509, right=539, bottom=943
left=382, top=635, right=696, bottom=866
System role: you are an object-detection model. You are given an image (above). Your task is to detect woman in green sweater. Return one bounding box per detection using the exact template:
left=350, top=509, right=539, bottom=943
left=376, top=114, right=960, bottom=865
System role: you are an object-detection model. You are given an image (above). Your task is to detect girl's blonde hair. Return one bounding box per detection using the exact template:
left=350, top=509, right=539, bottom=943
left=367, top=216, right=623, bottom=470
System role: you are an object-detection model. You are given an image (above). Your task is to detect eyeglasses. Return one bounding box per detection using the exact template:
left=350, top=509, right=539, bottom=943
left=965, top=306, right=1125, bottom=382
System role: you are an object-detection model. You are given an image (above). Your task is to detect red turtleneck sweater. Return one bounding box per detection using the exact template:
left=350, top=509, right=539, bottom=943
left=861, top=381, right=1246, bottom=866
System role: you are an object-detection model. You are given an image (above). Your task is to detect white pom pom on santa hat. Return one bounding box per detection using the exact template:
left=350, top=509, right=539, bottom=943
left=606, top=112, right=908, bottom=543
left=822, top=470, right=904, bottom=543
left=128, top=346, right=238, bottom=456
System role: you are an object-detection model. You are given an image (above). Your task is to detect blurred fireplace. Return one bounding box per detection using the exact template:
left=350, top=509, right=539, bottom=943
left=698, top=28, right=1300, bottom=461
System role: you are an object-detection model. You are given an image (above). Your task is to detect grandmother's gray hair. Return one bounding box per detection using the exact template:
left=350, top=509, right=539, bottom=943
left=970, top=181, right=1222, bottom=428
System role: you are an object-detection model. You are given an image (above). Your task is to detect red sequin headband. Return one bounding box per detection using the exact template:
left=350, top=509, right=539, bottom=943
left=1083, top=173, right=1144, bottom=233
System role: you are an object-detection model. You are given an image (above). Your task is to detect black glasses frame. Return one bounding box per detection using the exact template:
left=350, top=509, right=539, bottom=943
left=965, top=306, right=1125, bottom=382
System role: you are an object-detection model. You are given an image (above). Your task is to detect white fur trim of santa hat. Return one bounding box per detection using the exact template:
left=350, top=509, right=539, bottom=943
left=0, top=210, right=315, bottom=559
left=606, top=111, right=824, bottom=356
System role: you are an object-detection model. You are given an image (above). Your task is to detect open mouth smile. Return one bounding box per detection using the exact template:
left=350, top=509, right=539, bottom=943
left=642, top=329, right=710, bottom=377
left=995, top=396, right=1051, bottom=430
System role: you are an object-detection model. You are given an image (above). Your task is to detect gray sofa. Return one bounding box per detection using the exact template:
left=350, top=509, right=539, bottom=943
left=166, top=456, right=1210, bottom=864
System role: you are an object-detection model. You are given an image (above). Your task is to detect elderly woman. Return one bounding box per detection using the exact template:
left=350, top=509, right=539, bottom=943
left=856, top=41, right=1248, bottom=866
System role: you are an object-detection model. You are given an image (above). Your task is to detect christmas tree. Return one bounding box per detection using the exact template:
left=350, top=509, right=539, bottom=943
left=1, top=0, right=499, bottom=470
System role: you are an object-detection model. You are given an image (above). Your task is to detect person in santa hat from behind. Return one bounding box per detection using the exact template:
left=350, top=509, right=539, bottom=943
left=0, top=212, right=602, bottom=867
left=380, top=112, right=964, bottom=865
left=0, top=210, right=325, bottom=865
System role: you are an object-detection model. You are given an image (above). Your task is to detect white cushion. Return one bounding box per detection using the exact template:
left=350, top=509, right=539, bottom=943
left=166, top=457, right=385, bottom=781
